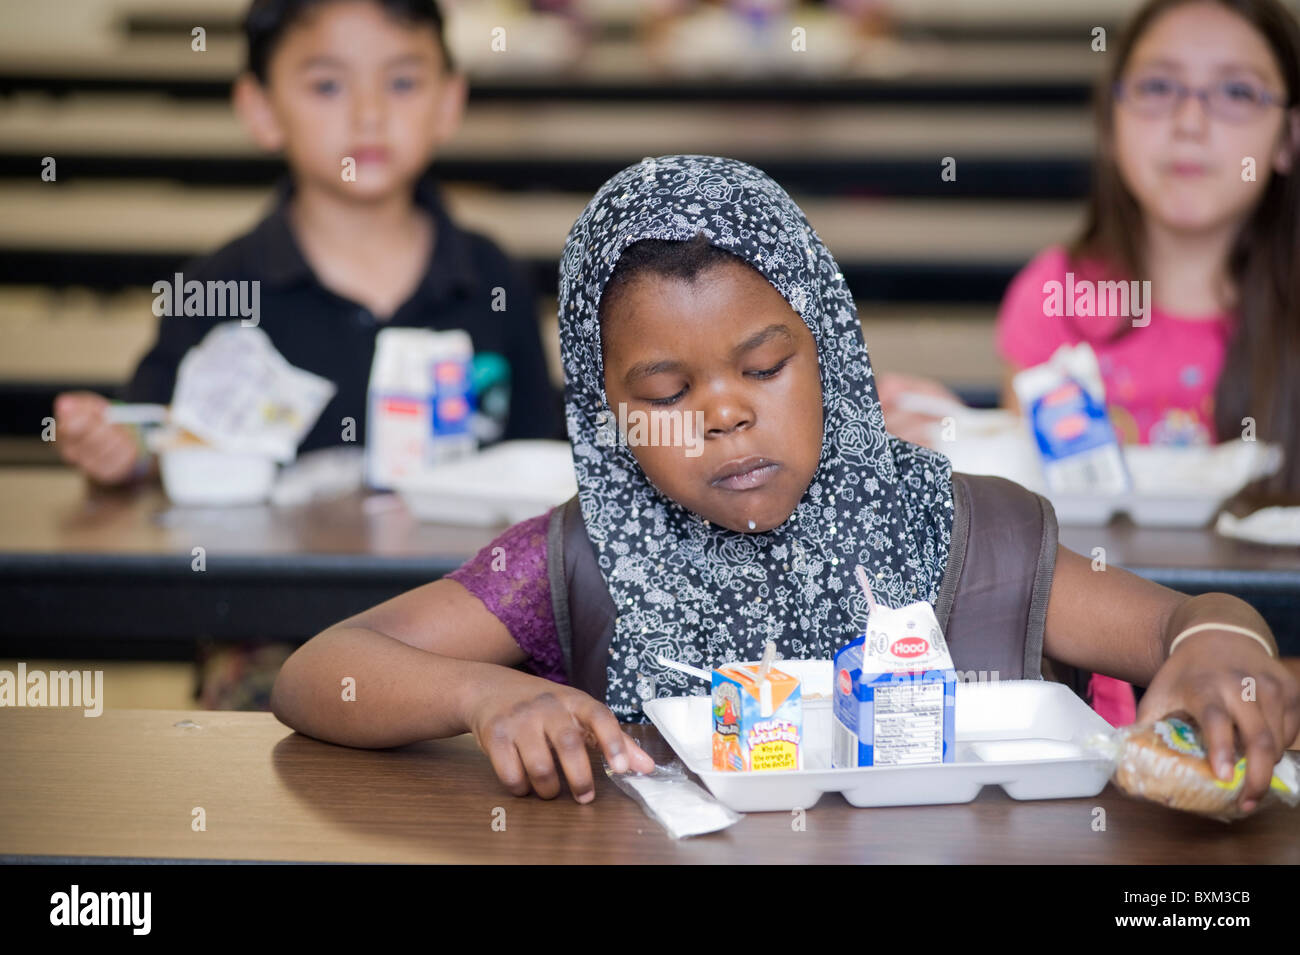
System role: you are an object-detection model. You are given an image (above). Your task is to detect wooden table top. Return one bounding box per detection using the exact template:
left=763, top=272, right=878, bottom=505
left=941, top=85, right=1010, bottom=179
left=3, top=467, right=1294, bottom=586
left=0, top=467, right=499, bottom=570
left=2, top=465, right=1296, bottom=652
left=1057, top=521, right=1300, bottom=591
left=2, top=707, right=1294, bottom=864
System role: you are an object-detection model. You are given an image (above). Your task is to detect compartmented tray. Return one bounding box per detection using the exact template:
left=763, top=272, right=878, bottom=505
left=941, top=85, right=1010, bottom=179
left=1050, top=491, right=1224, bottom=528
left=643, top=663, right=1114, bottom=813
left=394, top=440, right=577, bottom=526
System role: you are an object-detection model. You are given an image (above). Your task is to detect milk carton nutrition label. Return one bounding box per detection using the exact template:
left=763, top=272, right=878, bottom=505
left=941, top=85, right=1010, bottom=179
left=873, top=682, right=945, bottom=765
left=831, top=595, right=957, bottom=768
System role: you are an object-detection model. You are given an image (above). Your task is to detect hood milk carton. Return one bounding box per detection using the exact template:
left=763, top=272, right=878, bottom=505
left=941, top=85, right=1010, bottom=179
left=832, top=578, right=957, bottom=768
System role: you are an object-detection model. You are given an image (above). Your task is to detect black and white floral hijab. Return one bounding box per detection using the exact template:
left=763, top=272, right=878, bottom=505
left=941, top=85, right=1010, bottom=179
left=558, top=155, right=954, bottom=719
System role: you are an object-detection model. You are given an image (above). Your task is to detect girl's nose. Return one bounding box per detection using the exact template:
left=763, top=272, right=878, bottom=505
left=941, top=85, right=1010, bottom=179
left=1172, top=90, right=1210, bottom=138
left=703, top=393, right=755, bottom=437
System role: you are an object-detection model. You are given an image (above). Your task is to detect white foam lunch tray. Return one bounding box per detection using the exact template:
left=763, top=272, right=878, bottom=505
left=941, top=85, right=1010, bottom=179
left=394, top=440, right=577, bottom=526
left=643, top=661, right=1114, bottom=812
left=1049, top=490, right=1224, bottom=528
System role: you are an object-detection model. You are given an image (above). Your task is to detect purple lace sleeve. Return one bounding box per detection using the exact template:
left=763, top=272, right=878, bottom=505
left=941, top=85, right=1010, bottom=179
left=445, top=509, right=567, bottom=684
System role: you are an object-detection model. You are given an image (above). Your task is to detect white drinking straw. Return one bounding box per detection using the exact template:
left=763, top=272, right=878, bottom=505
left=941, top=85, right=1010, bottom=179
left=755, top=640, right=777, bottom=717
left=854, top=564, right=878, bottom=615
left=656, top=655, right=712, bottom=682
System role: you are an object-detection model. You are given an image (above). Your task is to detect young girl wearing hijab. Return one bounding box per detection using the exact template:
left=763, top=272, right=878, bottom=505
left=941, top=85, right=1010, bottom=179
left=271, top=156, right=1298, bottom=814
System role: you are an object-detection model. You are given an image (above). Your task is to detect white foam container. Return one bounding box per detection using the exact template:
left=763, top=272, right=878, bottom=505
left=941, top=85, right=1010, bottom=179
left=395, top=440, right=577, bottom=526
left=644, top=662, right=1114, bottom=812
left=1051, top=491, right=1224, bottom=528
left=159, top=447, right=278, bottom=506
left=945, top=434, right=1282, bottom=529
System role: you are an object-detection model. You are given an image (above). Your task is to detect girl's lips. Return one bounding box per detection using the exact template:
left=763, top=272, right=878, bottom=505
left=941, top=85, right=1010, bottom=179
left=711, top=463, right=780, bottom=492
left=1167, top=162, right=1209, bottom=177
left=352, top=147, right=390, bottom=164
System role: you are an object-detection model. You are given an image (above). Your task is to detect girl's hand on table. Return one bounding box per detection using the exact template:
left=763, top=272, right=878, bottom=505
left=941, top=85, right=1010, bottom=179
left=1137, top=632, right=1300, bottom=813
left=464, top=668, right=656, bottom=803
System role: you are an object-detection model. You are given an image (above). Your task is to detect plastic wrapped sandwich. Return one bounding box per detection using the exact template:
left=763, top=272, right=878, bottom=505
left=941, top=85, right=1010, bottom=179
left=1090, top=715, right=1300, bottom=822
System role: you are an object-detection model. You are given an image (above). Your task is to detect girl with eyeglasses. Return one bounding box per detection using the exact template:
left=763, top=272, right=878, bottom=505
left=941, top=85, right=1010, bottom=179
left=998, top=0, right=1300, bottom=468
left=878, top=0, right=1300, bottom=726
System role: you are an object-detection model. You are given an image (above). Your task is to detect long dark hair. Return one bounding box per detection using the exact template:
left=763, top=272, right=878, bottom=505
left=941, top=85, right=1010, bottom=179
left=1073, top=0, right=1300, bottom=497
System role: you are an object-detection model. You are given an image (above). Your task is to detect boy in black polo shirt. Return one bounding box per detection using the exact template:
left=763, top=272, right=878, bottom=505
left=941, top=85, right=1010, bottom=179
left=54, top=0, right=561, bottom=484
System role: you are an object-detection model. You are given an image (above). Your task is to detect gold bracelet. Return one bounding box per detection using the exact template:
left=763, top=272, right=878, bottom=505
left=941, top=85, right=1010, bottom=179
left=1168, top=623, right=1276, bottom=659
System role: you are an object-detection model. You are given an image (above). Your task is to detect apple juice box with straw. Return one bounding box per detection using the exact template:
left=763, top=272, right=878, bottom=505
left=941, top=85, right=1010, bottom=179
left=832, top=598, right=957, bottom=768
left=711, top=663, right=802, bottom=772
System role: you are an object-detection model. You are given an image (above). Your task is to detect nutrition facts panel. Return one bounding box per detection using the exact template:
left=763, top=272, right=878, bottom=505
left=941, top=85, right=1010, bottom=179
left=873, top=682, right=945, bottom=765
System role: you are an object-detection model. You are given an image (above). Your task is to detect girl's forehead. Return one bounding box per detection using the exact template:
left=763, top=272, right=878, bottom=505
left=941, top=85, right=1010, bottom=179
left=1129, top=4, right=1284, bottom=81
left=598, top=262, right=813, bottom=348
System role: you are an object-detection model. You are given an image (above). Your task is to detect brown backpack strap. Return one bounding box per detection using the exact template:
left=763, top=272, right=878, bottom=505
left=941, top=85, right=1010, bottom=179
left=546, top=499, right=575, bottom=681
left=935, top=472, right=1059, bottom=681
left=547, top=493, right=616, bottom=700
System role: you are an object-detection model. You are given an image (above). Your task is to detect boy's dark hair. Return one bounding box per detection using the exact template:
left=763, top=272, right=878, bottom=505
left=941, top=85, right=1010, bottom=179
left=244, top=0, right=454, bottom=82
left=599, top=233, right=754, bottom=325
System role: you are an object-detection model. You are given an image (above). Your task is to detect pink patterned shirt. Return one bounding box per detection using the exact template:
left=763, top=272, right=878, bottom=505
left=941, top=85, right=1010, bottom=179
left=445, top=509, right=568, bottom=684
left=996, top=246, right=1235, bottom=446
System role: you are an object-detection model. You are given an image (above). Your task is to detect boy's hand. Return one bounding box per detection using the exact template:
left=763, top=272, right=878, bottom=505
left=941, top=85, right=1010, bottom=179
left=1137, top=632, right=1300, bottom=813
left=464, top=668, right=656, bottom=803
left=53, top=391, right=141, bottom=485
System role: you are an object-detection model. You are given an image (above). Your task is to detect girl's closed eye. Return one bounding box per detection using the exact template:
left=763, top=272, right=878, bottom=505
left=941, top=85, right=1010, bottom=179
left=750, top=356, right=793, bottom=379
left=649, top=386, right=686, bottom=407
left=646, top=356, right=793, bottom=406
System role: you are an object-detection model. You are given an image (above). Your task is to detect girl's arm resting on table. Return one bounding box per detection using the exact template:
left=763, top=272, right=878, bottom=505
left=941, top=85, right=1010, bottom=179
left=270, top=578, right=653, bottom=801
left=270, top=578, right=527, bottom=747
left=1043, top=545, right=1300, bottom=809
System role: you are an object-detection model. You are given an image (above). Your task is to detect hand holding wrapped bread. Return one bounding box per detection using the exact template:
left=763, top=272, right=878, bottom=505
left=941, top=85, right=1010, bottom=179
left=1095, top=716, right=1300, bottom=822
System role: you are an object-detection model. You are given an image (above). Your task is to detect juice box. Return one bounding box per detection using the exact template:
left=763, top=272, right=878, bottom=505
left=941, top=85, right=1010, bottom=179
left=832, top=600, right=957, bottom=768
left=711, top=663, right=802, bottom=772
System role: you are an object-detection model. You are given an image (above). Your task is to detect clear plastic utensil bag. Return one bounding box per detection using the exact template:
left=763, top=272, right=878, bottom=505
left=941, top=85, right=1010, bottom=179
left=605, top=761, right=743, bottom=839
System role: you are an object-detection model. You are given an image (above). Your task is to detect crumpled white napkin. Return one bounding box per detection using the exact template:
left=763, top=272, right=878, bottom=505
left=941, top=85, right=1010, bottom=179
left=170, top=323, right=336, bottom=463
left=1215, top=507, right=1300, bottom=546
left=1124, top=440, right=1283, bottom=495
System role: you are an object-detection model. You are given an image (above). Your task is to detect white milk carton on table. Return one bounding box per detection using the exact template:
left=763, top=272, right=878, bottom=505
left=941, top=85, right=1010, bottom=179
left=832, top=590, right=957, bottom=768
left=366, top=327, right=476, bottom=490
left=1013, top=342, right=1130, bottom=496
